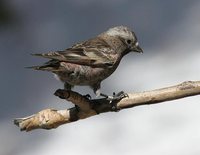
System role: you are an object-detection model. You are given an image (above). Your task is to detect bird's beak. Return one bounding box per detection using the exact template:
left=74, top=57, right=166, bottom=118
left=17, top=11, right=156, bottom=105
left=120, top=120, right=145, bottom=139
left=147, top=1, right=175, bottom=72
left=134, top=45, right=143, bottom=53
left=131, top=42, right=143, bottom=53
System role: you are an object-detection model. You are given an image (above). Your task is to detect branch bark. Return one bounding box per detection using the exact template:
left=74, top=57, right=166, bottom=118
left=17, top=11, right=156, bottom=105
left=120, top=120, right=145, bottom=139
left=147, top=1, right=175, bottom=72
left=14, top=81, right=200, bottom=132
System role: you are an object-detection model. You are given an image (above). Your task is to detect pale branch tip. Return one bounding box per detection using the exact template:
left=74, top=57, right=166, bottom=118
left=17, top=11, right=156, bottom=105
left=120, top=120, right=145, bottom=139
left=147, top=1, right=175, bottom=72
left=14, top=80, right=200, bottom=132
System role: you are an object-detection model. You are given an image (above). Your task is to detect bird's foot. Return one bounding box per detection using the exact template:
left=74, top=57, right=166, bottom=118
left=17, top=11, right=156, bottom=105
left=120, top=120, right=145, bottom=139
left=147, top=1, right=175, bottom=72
left=83, top=94, right=92, bottom=100
left=100, top=91, right=128, bottom=111
left=112, top=91, right=128, bottom=100
left=101, top=91, right=128, bottom=101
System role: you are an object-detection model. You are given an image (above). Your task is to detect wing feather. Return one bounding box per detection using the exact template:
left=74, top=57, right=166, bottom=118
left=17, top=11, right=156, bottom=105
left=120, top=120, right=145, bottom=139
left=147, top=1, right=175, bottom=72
left=32, top=38, right=115, bottom=67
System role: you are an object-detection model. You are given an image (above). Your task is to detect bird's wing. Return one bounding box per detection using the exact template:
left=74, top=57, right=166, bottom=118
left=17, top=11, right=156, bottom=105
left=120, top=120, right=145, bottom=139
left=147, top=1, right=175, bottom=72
left=32, top=38, right=116, bottom=67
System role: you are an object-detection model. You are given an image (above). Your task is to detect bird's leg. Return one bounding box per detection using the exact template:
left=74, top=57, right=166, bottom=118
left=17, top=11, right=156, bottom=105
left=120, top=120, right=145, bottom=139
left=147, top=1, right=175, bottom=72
left=64, top=83, right=83, bottom=111
left=90, top=83, right=101, bottom=99
left=64, top=82, right=73, bottom=90
left=65, top=82, right=92, bottom=99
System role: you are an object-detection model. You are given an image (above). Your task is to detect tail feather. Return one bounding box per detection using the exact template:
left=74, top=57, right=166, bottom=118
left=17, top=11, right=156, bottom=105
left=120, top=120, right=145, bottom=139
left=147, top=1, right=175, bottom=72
left=26, top=66, right=50, bottom=71
left=31, top=53, right=51, bottom=59
left=26, top=65, right=60, bottom=71
left=31, top=51, right=63, bottom=60
left=31, top=53, right=44, bottom=56
left=25, top=66, right=40, bottom=70
left=27, top=60, right=61, bottom=71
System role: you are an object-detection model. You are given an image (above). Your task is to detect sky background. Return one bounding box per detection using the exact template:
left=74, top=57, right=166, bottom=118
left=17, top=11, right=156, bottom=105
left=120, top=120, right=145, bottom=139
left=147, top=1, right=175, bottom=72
left=0, top=0, right=200, bottom=155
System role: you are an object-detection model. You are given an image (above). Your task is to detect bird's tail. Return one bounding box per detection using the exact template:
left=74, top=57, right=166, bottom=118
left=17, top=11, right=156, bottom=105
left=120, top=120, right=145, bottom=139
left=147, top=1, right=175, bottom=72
left=25, top=65, right=55, bottom=71
left=27, top=60, right=61, bottom=71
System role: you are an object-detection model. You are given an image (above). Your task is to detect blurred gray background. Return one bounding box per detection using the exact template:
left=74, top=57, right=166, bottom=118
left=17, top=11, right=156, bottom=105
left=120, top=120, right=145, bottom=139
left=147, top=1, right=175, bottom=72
left=1, top=0, right=200, bottom=155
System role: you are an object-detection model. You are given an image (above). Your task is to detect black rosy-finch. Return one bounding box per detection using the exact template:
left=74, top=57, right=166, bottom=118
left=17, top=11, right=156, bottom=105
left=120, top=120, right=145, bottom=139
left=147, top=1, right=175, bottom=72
left=30, top=26, right=143, bottom=98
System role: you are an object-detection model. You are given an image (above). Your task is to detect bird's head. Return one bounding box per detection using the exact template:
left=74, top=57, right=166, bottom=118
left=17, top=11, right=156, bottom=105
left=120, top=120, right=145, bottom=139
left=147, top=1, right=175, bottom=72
left=106, top=26, right=143, bottom=53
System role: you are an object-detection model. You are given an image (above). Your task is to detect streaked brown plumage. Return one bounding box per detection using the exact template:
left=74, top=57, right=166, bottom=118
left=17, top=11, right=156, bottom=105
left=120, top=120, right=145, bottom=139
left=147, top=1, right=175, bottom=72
left=30, top=26, right=143, bottom=96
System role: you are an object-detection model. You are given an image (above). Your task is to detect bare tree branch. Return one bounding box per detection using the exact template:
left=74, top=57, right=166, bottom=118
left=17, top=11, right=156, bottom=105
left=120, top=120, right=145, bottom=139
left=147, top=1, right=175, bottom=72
left=14, top=81, right=200, bottom=132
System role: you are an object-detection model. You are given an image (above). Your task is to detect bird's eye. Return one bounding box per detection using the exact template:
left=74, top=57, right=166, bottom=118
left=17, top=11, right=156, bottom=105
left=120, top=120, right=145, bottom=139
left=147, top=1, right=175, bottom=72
left=127, top=39, right=131, bottom=44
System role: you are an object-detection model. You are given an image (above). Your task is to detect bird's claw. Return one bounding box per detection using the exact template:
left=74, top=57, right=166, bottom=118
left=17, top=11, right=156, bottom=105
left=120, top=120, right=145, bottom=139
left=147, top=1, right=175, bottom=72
left=107, top=91, right=128, bottom=101
left=100, top=91, right=128, bottom=111
left=83, top=94, right=92, bottom=100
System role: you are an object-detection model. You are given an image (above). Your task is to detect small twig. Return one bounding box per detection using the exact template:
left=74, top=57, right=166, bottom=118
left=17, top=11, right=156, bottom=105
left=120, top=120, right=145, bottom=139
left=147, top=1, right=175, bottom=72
left=14, top=81, right=200, bottom=132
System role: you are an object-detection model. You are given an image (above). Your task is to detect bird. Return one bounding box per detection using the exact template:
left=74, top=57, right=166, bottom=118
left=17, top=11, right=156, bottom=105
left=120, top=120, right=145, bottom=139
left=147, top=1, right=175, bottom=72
left=29, top=26, right=143, bottom=99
